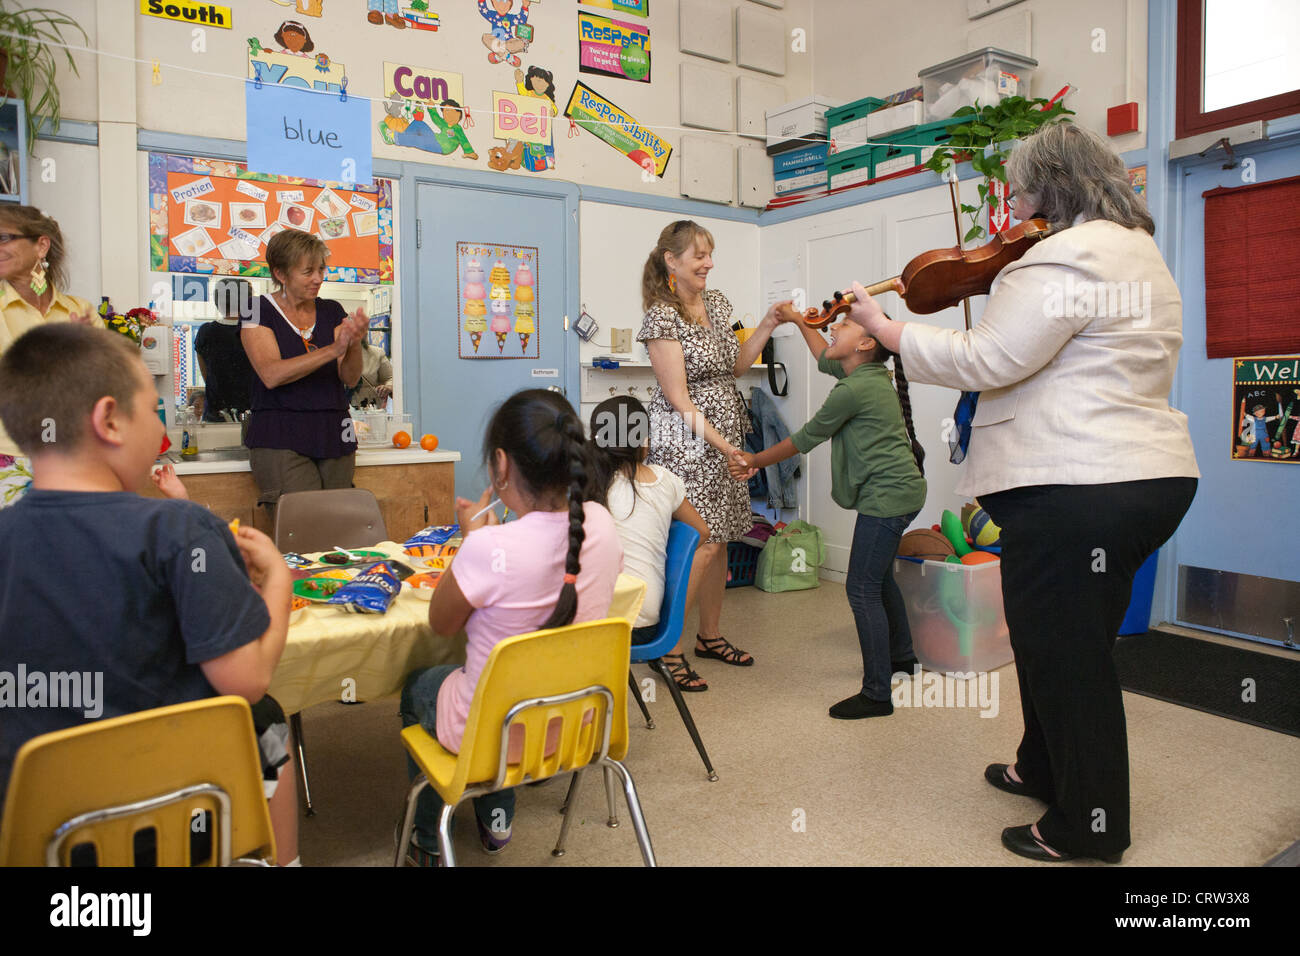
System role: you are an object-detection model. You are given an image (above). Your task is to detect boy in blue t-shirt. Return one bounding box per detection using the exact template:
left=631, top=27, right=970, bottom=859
left=0, top=324, right=300, bottom=864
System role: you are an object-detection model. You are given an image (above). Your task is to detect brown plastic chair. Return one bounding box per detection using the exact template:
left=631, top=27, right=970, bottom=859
left=273, top=488, right=388, bottom=816
left=0, top=697, right=276, bottom=866
left=273, top=488, right=388, bottom=555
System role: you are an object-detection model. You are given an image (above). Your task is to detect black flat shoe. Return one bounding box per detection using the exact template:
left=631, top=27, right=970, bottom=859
left=1000, top=825, right=1122, bottom=864
left=891, top=658, right=920, bottom=675
left=985, top=763, right=1036, bottom=798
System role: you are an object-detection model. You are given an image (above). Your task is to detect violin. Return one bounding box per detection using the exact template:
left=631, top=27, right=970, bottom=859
left=802, top=218, right=1053, bottom=329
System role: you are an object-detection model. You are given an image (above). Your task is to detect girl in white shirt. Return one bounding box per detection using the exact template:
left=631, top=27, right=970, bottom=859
left=589, top=396, right=711, bottom=691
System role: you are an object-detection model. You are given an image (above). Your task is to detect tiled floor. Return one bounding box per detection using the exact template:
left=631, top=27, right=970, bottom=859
left=296, top=584, right=1300, bottom=866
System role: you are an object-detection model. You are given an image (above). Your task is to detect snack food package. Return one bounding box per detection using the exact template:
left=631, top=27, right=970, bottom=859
left=327, top=562, right=402, bottom=614
left=403, top=524, right=462, bottom=559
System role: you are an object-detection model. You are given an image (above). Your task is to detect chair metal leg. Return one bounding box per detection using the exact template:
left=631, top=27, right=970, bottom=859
left=290, top=711, right=316, bottom=814
left=651, top=658, right=719, bottom=781
left=437, top=801, right=457, bottom=868
left=552, top=770, right=584, bottom=856
left=604, top=759, right=656, bottom=867
left=628, top=669, right=655, bottom=729
left=394, top=776, right=427, bottom=867
left=602, top=764, right=619, bottom=828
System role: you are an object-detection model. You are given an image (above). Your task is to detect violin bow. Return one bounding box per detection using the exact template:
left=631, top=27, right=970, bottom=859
left=947, top=176, right=975, bottom=332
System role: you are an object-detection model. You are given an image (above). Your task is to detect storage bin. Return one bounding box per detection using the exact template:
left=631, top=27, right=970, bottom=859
left=772, top=142, right=828, bottom=175
left=765, top=96, right=842, bottom=151
left=894, top=556, right=1012, bottom=673
left=866, top=100, right=925, bottom=139
left=826, top=96, right=885, bottom=157
left=726, top=541, right=760, bottom=588
left=826, top=151, right=873, bottom=191
left=919, top=47, right=1038, bottom=122
left=868, top=141, right=926, bottom=179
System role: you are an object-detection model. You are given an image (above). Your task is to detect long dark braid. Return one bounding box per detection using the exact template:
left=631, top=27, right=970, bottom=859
left=542, top=414, right=591, bottom=629
left=890, top=353, right=926, bottom=477
left=483, top=389, right=598, bottom=630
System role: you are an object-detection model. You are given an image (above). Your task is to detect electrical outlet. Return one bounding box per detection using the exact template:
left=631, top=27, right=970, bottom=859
left=612, top=328, right=632, bottom=353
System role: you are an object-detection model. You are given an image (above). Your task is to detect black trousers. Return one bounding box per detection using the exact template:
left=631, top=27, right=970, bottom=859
left=979, top=477, right=1197, bottom=857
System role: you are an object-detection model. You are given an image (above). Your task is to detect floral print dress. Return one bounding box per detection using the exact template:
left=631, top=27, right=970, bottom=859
left=636, top=289, right=751, bottom=544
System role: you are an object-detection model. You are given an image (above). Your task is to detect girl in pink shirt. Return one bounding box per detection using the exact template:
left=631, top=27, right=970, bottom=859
left=399, top=389, right=622, bottom=864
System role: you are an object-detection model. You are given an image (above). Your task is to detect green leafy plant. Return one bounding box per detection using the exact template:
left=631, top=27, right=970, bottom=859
left=0, top=3, right=88, bottom=153
left=924, top=95, right=1074, bottom=243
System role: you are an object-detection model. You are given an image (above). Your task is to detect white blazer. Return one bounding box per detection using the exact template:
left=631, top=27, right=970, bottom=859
left=900, top=218, right=1200, bottom=497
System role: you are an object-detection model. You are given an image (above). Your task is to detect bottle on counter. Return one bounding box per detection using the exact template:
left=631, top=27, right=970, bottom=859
left=180, top=406, right=199, bottom=458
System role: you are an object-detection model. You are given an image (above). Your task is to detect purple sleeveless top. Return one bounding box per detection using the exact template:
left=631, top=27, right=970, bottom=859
left=244, top=295, right=357, bottom=460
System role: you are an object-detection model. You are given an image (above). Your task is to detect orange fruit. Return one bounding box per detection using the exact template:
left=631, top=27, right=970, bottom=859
left=392, top=430, right=411, bottom=448
left=420, top=433, right=438, bottom=451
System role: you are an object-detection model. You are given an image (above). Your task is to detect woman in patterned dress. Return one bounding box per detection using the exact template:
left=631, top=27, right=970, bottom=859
left=636, top=220, right=787, bottom=690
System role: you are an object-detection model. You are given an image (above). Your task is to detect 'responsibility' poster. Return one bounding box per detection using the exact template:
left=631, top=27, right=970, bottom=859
left=1233, top=356, right=1300, bottom=462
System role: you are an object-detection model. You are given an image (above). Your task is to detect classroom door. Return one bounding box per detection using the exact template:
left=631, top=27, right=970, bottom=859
left=1167, top=145, right=1300, bottom=645
left=415, top=182, right=570, bottom=501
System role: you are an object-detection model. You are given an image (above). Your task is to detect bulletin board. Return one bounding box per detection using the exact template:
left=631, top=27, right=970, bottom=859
left=148, top=153, right=394, bottom=284
left=1232, top=356, right=1300, bottom=463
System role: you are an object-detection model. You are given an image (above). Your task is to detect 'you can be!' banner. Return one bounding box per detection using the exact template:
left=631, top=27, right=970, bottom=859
left=563, top=81, right=670, bottom=177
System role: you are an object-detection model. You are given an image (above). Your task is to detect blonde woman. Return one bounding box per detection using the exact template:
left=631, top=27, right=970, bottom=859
left=637, top=220, right=787, bottom=690
left=0, top=206, right=97, bottom=507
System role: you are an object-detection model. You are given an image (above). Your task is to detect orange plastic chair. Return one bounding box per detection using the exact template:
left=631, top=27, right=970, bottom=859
left=0, top=697, right=276, bottom=867
left=395, top=618, right=655, bottom=867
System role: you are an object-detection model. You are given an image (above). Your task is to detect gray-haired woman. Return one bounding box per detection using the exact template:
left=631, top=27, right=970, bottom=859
left=847, top=123, right=1199, bottom=863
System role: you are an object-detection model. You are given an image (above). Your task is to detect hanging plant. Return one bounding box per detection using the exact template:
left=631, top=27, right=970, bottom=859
left=0, top=4, right=88, bottom=153
left=924, top=95, right=1074, bottom=243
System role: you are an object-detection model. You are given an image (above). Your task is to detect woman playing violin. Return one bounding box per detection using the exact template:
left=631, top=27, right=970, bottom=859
left=847, top=123, right=1199, bottom=863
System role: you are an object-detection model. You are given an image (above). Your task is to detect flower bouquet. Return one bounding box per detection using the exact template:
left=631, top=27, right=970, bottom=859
left=97, top=297, right=158, bottom=344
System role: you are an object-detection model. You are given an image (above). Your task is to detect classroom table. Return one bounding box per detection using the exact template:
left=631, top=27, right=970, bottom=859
left=268, top=543, right=647, bottom=714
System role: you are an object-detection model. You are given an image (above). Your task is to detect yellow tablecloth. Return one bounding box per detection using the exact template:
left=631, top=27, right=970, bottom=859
left=268, top=542, right=646, bottom=713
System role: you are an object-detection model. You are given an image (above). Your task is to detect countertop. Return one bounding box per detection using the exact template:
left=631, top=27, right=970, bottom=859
left=166, top=447, right=461, bottom=476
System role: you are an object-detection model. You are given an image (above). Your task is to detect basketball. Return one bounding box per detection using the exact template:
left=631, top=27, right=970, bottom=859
left=898, top=528, right=956, bottom=561
left=960, top=550, right=1000, bottom=566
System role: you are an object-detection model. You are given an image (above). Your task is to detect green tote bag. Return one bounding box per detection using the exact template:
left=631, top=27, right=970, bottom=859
left=755, top=520, right=827, bottom=593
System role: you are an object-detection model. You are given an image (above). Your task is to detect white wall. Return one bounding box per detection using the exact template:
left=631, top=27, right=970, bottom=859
left=28, top=140, right=101, bottom=302
left=810, top=0, right=1147, bottom=153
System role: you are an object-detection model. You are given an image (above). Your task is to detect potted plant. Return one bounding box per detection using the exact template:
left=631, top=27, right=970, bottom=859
left=0, top=3, right=88, bottom=152
left=924, top=95, right=1074, bottom=243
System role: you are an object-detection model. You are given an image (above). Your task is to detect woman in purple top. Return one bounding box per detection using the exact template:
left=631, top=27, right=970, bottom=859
left=241, top=229, right=369, bottom=518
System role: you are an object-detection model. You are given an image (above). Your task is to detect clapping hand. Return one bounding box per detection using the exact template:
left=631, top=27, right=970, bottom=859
left=70, top=309, right=94, bottom=326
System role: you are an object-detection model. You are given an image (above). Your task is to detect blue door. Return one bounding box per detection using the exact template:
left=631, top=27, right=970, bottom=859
left=414, top=182, right=573, bottom=501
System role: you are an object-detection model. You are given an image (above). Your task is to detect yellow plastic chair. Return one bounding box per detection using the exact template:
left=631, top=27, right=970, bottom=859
left=395, top=618, right=656, bottom=867
left=0, top=697, right=276, bottom=867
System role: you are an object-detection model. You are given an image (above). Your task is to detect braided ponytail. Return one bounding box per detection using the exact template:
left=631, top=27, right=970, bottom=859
left=541, top=416, right=590, bottom=629
left=891, top=354, right=926, bottom=477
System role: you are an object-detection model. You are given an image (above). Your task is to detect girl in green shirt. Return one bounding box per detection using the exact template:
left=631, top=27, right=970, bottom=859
left=731, top=305, right=926, bottom=719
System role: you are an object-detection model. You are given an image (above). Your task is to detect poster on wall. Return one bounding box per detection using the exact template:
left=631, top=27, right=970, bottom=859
left=578, top=0, right=648, bottom=18
left=148, top=153, right=394, bottom=283
left=563, top=80, right=671, bottom=177
left=476, top=0, right=538, bottom=67
left=578, top=11, right=651, bottom=82
left=458, top=241, right=539, bottom=359
left=248, top=23, right=346, bottom=91
left=1128, top=164, right=1147, bottom=200
left=378, top=62, right=477, bottom=159
left=141, top=0, right=233, bottom=28
left=488, top=67, right=558, bottom=172
left=1232, top=356, right=1300, bottom=462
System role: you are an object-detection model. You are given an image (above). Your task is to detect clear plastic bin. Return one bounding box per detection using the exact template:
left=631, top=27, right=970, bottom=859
left=919, top=47, right=1038, bottom=122
left=894, top=556, right=1012, bottom=673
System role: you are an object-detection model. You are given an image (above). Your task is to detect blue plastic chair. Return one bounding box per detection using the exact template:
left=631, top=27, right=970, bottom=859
left=627, top=521, right=717, bottom=781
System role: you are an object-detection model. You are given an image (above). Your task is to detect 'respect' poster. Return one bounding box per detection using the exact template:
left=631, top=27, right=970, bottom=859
left=578, top=11, right=651, bottom=82
left=1232, top=356, right=1300, bottom=463
left=457, top=242, right=540, bottom=360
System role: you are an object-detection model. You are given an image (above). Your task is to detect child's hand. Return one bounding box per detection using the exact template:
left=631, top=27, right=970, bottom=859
left=768, top=300, right=802, bottom=325
left=456, top=487, right=500, bottom=533
left=727, top=447, right=757, bottom=481
left=151, top=464, right=189, bottom=500
left=234, top=526, right=288, bottom=594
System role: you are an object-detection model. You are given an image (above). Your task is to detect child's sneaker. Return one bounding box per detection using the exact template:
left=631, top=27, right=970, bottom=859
left=396, top=820, right=439, bottom=867
left=476, top=816, right=512, bottom=855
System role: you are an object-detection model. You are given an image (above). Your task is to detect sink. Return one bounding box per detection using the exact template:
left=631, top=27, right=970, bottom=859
left=179, top=448, right=250, bottom=463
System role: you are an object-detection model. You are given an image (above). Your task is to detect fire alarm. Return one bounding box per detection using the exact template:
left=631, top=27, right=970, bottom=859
left=1107, top=102, right=1139, bottom=137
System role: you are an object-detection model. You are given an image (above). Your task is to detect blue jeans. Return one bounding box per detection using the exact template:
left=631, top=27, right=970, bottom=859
left=845, top=511, right=919, bottom=700
left=399, top=665, right=515, bottom=850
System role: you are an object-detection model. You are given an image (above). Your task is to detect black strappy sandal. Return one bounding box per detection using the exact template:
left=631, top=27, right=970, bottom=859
left=694, top=634, right=754, bottom=666
left=660, top=653, right=708, bottom=692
